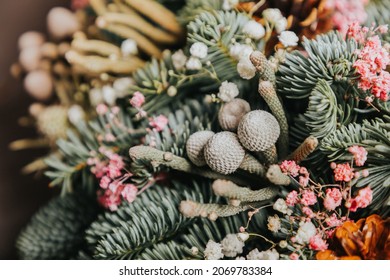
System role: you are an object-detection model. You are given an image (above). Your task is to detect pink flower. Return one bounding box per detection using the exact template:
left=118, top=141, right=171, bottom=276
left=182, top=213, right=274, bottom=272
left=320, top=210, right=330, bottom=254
left=280, top=160, right=300, bottom=177
left=299, top=175, right=309, bottom=187
left=349, top=186, right=373, bottom=212
left=71, top=0, right=89, bottom=10
left=326, top=1, right=367, bottom=35
left=300, top=190, right=317, bottom=206
left=96, top=104, right=108, bottom=115
left=130, top=92, right=145, bottom=108
left=99, top=176, right=111, bottom=189
left=326, top=213, right=344, bottom=227
left=323, top=188, right=342, bottom=211
left=289, top=253, right=299, bottom=260
left=121, top=184, right=138, bottom=203
left=333, top=163, right=354, bottom=182
left=149, top=115, right=168, bottom=132
left=348, top=145, right=368, bottom=166
left=286, top=190, right=299, bottom=206
left=98, top=189, right=122, bottom=211
left=302, top=206, right=314, bottom=218
left=309, top=234, right=328, bottom=251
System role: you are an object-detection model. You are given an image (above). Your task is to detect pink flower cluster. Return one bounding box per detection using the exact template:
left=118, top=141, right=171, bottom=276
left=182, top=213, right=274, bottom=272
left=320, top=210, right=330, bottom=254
left=348, top=23, right=390, bottom=101
left=347, top=186, right=373, bottom=212
left=149, top=115, right=169, bottom=132
left=130, top=92, right=147, bottom=119
left=325, top=0, right=367, bottom=35
left=279, top=160, right=310, bottom=187
left=348, top=145, right=368, bottom=166
left=333, top=163, right=354, bottom=182
left=323, top=188, right=342, bottom=211
left=87, top=147, right=137, bottom=211
left=309, top=234, right=328, bottom=251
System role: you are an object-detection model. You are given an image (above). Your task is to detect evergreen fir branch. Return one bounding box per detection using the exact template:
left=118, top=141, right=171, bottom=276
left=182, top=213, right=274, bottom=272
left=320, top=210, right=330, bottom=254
left=277, top=31, right=359, bottom=99
left=16, top=193, right=98, bottom=260
left=178, top=0, right=224, bottom=24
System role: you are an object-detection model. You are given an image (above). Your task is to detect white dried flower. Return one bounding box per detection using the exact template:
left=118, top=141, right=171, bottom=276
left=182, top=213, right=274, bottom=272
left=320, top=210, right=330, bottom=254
left=229, top=43, right=253, bottom=60
left=113, top=77, right=134, bottom=97
left=186, top=57, right=202, bottom=70
left=275, top=17, right=288, bottom=34
left=190, top=42, right=208, bottom=59
left=121, top=39, right=138, bottom=56
left=204, top=240, right=224, bottom=260
left=89, top=88, right=104, bottom=106
left=221, top=234, right=245, bottom=257
left=218, top=81, right=239, bottom=102
left=267, top=215, right=281, bottom=232
left=67, top=105, right=85, bottom=125
left=237, top=232, right=249, bottom=242
left=278, top=31, right=299, bottom=47
left=273, top=198, right=292, bottom=215
left=295, top=221, right=316, bottom=244
left=172, top=49, right=187, bottom=70
left=247, top=248, right=279, bottom=260
left=167, top=85, right=177, bottom=97
left=237, top=57, right=256, bottom=80
left=102, top=85, right=117, bottom=106
left=262, top=8, right=283, bottom=25
left=243, top=20, right=265, bottom=40
left=222, top=0, right=239, bottom=10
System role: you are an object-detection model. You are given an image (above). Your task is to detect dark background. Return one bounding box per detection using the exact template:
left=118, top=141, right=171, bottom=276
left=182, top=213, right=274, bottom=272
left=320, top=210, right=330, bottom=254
left=0, top=0, right=68, bottom=259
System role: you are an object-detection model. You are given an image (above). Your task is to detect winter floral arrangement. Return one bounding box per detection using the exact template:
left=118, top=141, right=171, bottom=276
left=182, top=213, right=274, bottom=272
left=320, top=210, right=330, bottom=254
left=10, top=0, right=389, bottom=260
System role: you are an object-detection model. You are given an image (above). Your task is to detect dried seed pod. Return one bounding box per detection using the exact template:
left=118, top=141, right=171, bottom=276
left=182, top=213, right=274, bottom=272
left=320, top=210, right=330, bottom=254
left=218, top=98, right=251, bottom=132
left=186, top=131, right=215, bottom=167
left=24, top=70, right=53, bottom=101
left=47, top=7, right=80, bottom=39
left=204, top=131, right=245, bottom=175
left=18, top=31, right=45, bottom=50
left=238, top=110, right=280, bottom=152
left=37, top=105, right=68, bottom=142
left=19, top=47, right=42, bottom=72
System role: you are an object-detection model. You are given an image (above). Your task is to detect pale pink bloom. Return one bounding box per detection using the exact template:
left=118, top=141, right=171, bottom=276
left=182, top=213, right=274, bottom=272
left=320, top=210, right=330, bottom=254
left=149, top=114, right=168, bottom=132
left=98, top=189, right=122, bottom=211
left=361, top=169, right=369, bottom=177
left=99, top=176, right=111, bottom=189
left=302, top=206, right=314, bottom=218
left=105, top=133, right=116, bottom=142
left=300, top=190, right=317, bottom=206
left=299, top=175, right=309, bottom=187
left=106, top=165, right=122, bottom=179
left=349, top=186, right=373, bottom=212
left=326, top=213, right=343, bottom=227
left=121, top=184, right=138, bottom=203
left=279, top=160, right=300, bottom=177
left=96, top=104, right=108, bottom=115
left=323, top=188, right=342, bottom=211
left=378, top=25, right=389, bottom=34
left=289, top=253, right=299, bottom=260
left=309, top=234, right=328, bottom=251
left=130, top=91, right=145, bottom=108
left=108, top=154, right=125, bottom=170
left=111, top=106, right=120, bottom=115
left=326, top=229, right=336, bottom=238
left=286, top=190, right=299, bottom=206
left=91, top=160, right=106, bottom=178
left=334, top=163, right=354, bottom=182
left=348, top=145, right=368, bottom=166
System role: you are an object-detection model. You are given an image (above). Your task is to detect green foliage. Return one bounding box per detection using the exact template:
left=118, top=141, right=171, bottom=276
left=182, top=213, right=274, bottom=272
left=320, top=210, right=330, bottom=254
left=366, top=0, right=390, bottom=42
left=16, top=193, right=98, bottom=260
left=320, top=116, right=390, bottom=213
left=178, top=0, right=224, bottom=24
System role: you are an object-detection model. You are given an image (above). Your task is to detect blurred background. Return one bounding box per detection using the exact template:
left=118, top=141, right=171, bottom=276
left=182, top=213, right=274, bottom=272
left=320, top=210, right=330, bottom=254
left=0, top=0, right=69, bottom=259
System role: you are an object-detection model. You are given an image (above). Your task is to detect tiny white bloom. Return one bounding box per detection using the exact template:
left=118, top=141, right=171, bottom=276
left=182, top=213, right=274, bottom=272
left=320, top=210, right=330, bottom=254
left=267, top=215, right=281, bottom=232
left=237, top=57, right=256, bottom=80
left=262, top=8, right=284, bottom=25
left=273, top=198, right=292, bottom=215
left=222, top=0, right=239, bottom=11
left=275, top=17, right=288, bottom=34
left=102, top=85, right=117, bottom=106
left=67, top=105, right=85, bottom=125
left=247, top=248, right=279, bottom=260
left=121, top=39, right=138, bottom=56
left=186, top=56, right=202, bottom=70
left=218, top=80, right=239, bottom=102
left=237, top=232, right=249, bottom=242
left=204, top=240, right=224, bottom=260
left=295, top=221, right=316, bottom=244
left=190, top=42, right=208, bottom=59
left=243, top=20, right=265, bottom=40
left=278, top=31, right=299, bottom=47
left=89, top=88, right=104, bottom=106
left=221, top=234, right=245, bottom=257
left=172, top=49, right=187, bottom=70
left=113, top=77, right=134, bottom=97
left=167, top=85, right=177, bottom=97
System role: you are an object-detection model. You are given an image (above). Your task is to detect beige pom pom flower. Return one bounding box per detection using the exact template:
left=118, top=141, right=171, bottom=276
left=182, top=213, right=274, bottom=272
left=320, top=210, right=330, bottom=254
left=24, top=70, right=53, bottom=101
left=204, top=131, right=245, bottom=174
left=238, top=110, right=280, bottom=152
left=218, top=98, right=250, bottom=132
left=186, top=131, right=215, bottom=167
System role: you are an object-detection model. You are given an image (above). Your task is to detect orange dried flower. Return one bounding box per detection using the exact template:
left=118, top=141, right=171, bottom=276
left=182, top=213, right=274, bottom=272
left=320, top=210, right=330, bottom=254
left=316, top=214, right=390, bottom=260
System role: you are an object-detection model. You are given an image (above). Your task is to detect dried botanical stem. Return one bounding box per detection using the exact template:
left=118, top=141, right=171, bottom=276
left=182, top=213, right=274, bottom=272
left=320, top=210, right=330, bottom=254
left=258, top=80, right=289, bottom=158
left=266, top=164, right=291, bottom=186
left=288, top=136, right=318, bottom=163
left=66, top=51, right=144, bottom=74
left=9, top=138, right=50, bottom=151
left=97, top=22, right=162, bottom=58
left=257, top=144, right=278, bottom=164
left=89, top=0, right=108, bottom=16
left=99, top=13, right=178, bottom=44
left=249, top=50, right=276, bottom=85
left=212, top=179, right=278, bottom=203
left=179, top=200, right=263, bottom=221
left=71, top=38, right=121, bottom=57
left=129, top=146, right=253, bottom=186
left=124, top=0, right=183, bottom=36
left=239, top=153, right=266, bottom=176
